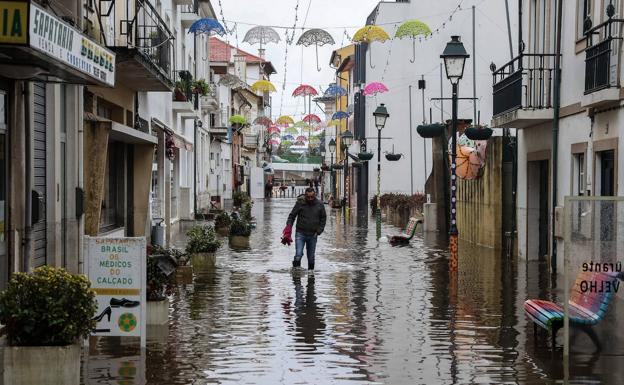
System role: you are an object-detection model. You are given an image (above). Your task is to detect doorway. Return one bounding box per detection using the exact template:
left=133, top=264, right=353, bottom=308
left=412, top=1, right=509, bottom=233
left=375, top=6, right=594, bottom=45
left=527, top=158, right=550, bottom=260
left=596, top=149, right=616, bottom=259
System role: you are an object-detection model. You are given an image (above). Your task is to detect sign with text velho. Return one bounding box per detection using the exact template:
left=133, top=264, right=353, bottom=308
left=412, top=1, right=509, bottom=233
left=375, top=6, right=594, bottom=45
left=85, top=236, right=146, bottom=346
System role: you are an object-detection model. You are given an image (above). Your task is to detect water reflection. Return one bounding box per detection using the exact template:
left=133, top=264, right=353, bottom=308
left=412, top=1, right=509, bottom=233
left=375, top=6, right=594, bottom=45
left=82, top=199, right=624, bottom=385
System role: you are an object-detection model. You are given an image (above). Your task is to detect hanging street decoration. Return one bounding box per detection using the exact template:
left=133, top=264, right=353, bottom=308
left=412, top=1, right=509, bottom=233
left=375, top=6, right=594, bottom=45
left=251, top=80, right=277, bottom=93
left=324, top=84, right=348, bottom=97
left=297, top=29, right=336, bottom=71
left=218, top=74, right=244, bottom=88
left=243, top=25, right=281, bottom=61
left=292, top=84, right=318, bottom=97
left=285, top=126, right=299, bottom=134
left=332, top=111, right=350, bottom=120
left=276, top=115, right=295, bottom=125
left=282, top=134, right=295, bottom=141
left=362, top=82, right=389, bottom=96
left=253, top=116, right=273, bottom=127
left=395, top=20, right=432, bottom=63
left=352, top=25, right=391, bottom=68
left=188, top=18, right=226, bottom=36
left=293, top=121, right=312, bottom=129
left=303, top=114, right=321, bottom=124
left=267, top=126, right=281, bottom=135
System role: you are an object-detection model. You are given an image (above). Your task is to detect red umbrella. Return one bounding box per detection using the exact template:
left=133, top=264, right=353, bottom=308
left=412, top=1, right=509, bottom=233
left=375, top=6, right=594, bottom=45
left=303, top=114, right=321, bottom=124
left=292, top=84, right=318, bottom=97
left=296, top=135, right=307, bottom=141
left=267, top=126, right=281, bottom=134
left=253, top=116, right=273, bottom=127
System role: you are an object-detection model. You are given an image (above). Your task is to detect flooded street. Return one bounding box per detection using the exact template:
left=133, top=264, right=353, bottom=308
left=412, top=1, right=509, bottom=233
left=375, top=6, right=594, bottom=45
left=84, top=199, right=622, bottom=384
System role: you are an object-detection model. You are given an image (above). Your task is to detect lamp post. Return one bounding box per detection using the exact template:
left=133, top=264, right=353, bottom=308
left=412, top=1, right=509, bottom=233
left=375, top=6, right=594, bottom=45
left=329, top=139, right=336, bottom=202
left=320, top=145, right=326, bottom=201
left=373, top=104, right=390, bottom=239
left=341, top=130, right=354, bottom=217
left=441, top=35, right=469, bottom=270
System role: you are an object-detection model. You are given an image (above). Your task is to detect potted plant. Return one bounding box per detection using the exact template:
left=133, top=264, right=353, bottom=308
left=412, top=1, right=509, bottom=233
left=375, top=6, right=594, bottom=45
left=0, top=267, right=97, bottom=385
left=358, top=151, right=374, bottom=161
left=192, top=79, right=210, bottom=96
left=215, top=211, right=232, bottom=236
left=151, top=245, right=192, bottom=285
left=229, top=218, right=252, bottom=248
left=186, top=224, right=222, bottom=270
left=146, top=245, right=175, bottom=325
left=174, top=79, right=189, bottom=102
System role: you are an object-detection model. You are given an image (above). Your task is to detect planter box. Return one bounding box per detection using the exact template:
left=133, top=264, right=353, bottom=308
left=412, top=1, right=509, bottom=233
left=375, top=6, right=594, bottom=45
left=191, top=252, right=216, bottom=270
left=0, top=337, right=80, bottom=385
left=229, top=235, right=250, bottom=248
left=172, top=265, right=193, bottom=284
left=147, top=299, right=169, bottom=325
left=216, top=227, right=230, bottom=236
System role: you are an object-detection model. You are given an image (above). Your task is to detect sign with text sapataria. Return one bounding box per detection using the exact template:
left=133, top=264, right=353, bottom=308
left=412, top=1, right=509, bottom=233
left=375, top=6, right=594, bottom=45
left=85, top=237, right=146, bottom=343
left=29, top=2, right=116, bottom=87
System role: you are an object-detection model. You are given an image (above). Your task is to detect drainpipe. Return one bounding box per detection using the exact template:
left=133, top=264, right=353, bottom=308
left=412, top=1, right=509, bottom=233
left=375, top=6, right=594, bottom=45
left=23, top=82, right=32, bottom=272
left=551, top=0, right=563, bottom=274
left=194, top=119, right=198, bottom=217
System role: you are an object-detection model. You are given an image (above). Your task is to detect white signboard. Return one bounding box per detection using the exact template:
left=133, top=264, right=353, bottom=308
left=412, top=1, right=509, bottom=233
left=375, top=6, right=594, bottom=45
left=85, top=237, right=146, bottom=347
left=29, top=3, right=116, bottom=87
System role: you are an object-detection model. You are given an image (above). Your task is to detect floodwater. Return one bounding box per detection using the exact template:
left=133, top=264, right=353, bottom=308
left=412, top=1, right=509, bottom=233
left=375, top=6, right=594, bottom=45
left=83, top=199, right=624, bottom=384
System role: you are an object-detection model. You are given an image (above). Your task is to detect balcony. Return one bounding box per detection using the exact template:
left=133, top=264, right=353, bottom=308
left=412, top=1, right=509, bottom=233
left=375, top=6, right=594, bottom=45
left=201, top=82, right=219, bottom=112
left=173, top=70, right=197, bottom=114
left=491, top=53, right=557, bottom=129
left=106, top=0, right=175, bottom=91
left=243, top=134, right=259, bottom=149
left=582, top=18, right=622, bottom=108
left=173, top=0, right=194, bottom=5
left=180, top=1, right=200, bottom=29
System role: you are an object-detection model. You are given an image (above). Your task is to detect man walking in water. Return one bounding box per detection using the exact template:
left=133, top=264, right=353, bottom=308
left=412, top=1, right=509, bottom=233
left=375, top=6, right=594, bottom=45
left=282, top=188, right=326, bottom=270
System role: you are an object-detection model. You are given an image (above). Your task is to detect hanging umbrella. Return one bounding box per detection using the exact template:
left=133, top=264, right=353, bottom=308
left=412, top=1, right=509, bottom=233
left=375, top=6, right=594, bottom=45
left=332, top=111, right=350, bottom=120
left=285, top=126, right=299, bottom=134
left=296, top=135, right=307, bottom=142
left=243, top=26, right=281, bottom=46
left=352, top=25, right=391, bottom=68
left=303, top=114, right=321, bottom=124
left=282, top=134, right=295, bottom=141
left=188, top=18, right=226, bottom=36
left=270, top=132, right=281, bottom=139
left=267, top=126, right=281, bottom=134
left=218, top=74, right=243, bottom=88
left=297, top=29, right=336, bottom=71
left=395, top=20, right=432, bottom=63
left=276, top=115, right=295, bottom=125
left=253, top=116, right=273, bottom=127
left=267, top=139, right=280, bottom=146
left=363, top=82, right=389, bottom=96
left=324, top=84, right=347, bottom=97
left=327, top=119, right=341, bottom=127
left=229, top=115, right=247, bottom=125
left=293, top=121, right=311, bottom=129
left=292, top=84, right=318, bottom=97
left=251, top=80, right=277, bottom=93
left=313, top=125, right=325, bottom=132
left=294, top=140, right=306, bottom=146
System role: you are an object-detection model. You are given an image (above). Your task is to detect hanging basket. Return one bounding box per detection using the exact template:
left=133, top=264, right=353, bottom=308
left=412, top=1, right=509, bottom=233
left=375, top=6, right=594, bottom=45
left=321, top=164, right=330, bottom=171
left=464, top=126, right=493, bottom=140
left=358, top=152, right=374, bottom=161
left=417, top=123, right=445, bottom=138
left=385, top=153, right=402, bottom=161
left=331, top=164, right=344, bottom=170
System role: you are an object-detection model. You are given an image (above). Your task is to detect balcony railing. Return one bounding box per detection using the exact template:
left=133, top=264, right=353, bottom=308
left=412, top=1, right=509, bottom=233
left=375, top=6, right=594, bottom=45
left=584, top=17, right=623, bottom=94
left=182, top=0, right=199, bottom=14
left=492, top=53, right=557, bottom=116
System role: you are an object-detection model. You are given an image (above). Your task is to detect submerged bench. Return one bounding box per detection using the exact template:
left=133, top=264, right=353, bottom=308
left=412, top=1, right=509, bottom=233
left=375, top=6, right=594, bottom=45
left=524, top=270, right=623, bottom=350
left=389, top=217, right=422, bottom=245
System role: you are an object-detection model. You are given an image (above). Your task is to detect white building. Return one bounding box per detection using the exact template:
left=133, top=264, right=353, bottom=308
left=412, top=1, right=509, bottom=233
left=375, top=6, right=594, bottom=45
left=363, top=0, right=516, bottom=196
left=491, top=0, right=623, bottom=267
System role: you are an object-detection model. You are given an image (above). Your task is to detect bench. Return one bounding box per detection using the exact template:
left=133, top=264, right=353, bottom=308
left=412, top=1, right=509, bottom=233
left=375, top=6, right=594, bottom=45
left=389, top=217, right=422, bottom=245
left=524, top=270, right=623, bottom=350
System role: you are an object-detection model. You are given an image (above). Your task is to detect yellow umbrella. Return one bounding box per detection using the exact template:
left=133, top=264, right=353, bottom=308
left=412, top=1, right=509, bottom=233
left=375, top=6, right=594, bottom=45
left=251, top=80, right=277, bottom=93
left=327, top=119, right=341, bottom=127
left=352, top=25, right=391, bottom=69
left=276, top=115, right=295, bottom=125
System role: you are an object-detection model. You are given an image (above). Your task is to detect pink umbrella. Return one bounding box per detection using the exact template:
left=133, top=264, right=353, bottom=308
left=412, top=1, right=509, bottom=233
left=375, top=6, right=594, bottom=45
left=296, top=135, right=307, bottom=141
left=268, top=139, right=280, bottom=146
left=292, top=84, right=318, bottom=97
left=362, top=82, right=389, bottom=96
left=267, top=126, right=281, bottom=134
left=303, top=114, right=321, bottom=124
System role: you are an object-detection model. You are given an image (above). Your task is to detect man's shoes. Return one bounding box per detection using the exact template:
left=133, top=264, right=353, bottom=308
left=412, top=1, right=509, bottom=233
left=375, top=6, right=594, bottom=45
left=292, top=260, right=301, bottom=268
left=110, top=298, right=140, bottom=308
left=308, top=263, right=314, bottom=271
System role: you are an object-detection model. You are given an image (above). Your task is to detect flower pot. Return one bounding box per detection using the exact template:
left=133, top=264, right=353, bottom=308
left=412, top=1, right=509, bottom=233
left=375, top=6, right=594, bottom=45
left=216, top=226, right=230, bottom=236
left=464, top=126, right=493, bottom=140
left=172, top=265, right=193, bottom=284
left=229, top=235, right=250, bottom=248
left=191, top=252, right=216, bottom=270
left=147, top=299, right=169, bottom=325
left=358, top=152, right=374, bottom=161
left=1, top=336, right=81, bottom=385
left=417, top=123, right=445, bottom=138
left=174, top=89, right=187, bottom=102
left=385, top=153, right=402, bottom=161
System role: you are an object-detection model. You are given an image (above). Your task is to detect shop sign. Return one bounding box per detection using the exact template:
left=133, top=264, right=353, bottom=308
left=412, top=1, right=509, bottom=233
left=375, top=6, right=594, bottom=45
left=0, top=1, right=28, bottom=45
left=85, top=236, right=146, bottom=347
left=28, top=2, right=116, bottom=86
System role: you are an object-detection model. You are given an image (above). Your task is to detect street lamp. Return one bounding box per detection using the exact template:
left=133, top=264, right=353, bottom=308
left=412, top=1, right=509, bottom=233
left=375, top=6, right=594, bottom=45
left=373, top=104, right=390, bottom=239
left=329, top=139, right=336, bottom=202
left=319, top=145, right=327, bottom=201
left=341, top=130, right=354, bottom=215
left=441, top=35, right=469, bottom=269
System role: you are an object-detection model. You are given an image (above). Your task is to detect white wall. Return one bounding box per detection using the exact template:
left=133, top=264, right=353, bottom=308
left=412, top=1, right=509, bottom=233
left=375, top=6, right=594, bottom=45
left=365, top=0, right=516, bottom=195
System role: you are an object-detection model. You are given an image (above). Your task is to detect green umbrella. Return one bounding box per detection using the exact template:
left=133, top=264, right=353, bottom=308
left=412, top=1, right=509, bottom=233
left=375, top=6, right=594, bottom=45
left=285, top=126, right=299, bottom=134
left=395, top=20, right=431, bottom=63
left=229, top=115, right=247, bottom=125
left=293, top=121, right=312, bottom=129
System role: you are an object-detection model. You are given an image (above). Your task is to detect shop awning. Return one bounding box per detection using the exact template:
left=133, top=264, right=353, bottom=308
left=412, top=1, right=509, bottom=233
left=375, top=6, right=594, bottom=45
left=0, top=1, right=115, bottom=87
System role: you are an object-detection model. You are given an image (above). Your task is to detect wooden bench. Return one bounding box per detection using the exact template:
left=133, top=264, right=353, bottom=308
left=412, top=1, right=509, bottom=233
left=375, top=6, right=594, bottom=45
left=524, top=270, right=623, bottom=350
left=389, top=217, right=422, bottom=245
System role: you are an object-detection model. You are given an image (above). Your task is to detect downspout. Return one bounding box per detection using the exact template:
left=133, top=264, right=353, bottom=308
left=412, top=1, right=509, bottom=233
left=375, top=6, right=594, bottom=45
left=551, top=0, right=563, bottom=274
left=23, top=82, right=32, bottom=272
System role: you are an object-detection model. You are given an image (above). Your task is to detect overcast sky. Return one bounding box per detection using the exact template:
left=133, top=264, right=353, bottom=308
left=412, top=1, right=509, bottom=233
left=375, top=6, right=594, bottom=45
left=217, top=0, right=381, bottom=120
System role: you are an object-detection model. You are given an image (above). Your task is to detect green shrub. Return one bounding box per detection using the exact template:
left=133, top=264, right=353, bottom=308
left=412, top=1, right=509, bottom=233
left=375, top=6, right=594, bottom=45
left=146, top=249, right=171, bottom=301
left=241, top=202, right=253, bottom=222
left=0, top=266, right=97, bottom=346
left=215, top=212, right=232, bottom=229
left=186, top=225, right=222, bottom=254
left=232, top=191, right=250, bottom=207
left=230, top=218, right=251, bottom=237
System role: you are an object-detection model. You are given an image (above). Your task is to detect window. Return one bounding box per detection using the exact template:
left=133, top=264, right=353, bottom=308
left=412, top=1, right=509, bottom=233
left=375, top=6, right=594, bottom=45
left=100, top=142, right=125, bottom=232
left=577, top=0, right=592, bottom=39
left=572, top=152, right=586, bottom=196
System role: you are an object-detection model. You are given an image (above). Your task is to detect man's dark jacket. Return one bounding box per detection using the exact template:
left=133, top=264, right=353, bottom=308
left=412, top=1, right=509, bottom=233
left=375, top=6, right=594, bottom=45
left=287, top=197, right=327, bottom=235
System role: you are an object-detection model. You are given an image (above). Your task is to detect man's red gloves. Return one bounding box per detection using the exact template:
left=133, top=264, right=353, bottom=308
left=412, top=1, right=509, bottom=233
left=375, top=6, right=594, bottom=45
left=281, top=225, right=293, bottom=246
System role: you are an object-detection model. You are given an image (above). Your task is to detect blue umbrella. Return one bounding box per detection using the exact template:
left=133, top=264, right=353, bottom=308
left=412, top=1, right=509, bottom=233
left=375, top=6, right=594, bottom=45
left=332, top=111, right=350, bottom=120
left=188, top=18, right=226, bottom=36
left=324, top=84, right=348, bottom=97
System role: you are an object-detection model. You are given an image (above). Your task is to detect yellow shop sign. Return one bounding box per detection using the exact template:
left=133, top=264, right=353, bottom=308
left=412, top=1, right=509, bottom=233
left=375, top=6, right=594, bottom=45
left=0, top=1, right=28, bottom=45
